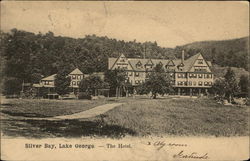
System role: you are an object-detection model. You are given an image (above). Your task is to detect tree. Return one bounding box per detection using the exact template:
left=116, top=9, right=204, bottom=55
left=54, top=69, right=71, bottom=95
left=104, top=69, right=127, bottom=97
left=238, top=75, right=249, bottom=93
left=211, top=78, right=227, bottom=100
left=142, top=63, right=172, bottom=99
left=224, top=68, right=239, bottom=103
left=2, top=77, right=22, bottom=95
left=79, top=75, right=109, bottom=96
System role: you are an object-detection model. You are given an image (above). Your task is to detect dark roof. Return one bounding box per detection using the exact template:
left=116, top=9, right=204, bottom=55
left=108, top=53, right=211, bottom=72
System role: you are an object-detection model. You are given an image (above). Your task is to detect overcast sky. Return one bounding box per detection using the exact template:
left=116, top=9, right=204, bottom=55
left=1, top=1, right=249, bottom=48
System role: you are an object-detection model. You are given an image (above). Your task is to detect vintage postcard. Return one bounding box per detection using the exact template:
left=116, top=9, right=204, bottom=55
left=0, top=1, right=249, bottom=161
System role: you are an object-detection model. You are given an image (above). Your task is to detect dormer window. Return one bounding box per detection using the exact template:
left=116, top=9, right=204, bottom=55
left=136, top=61, right=142, bottom=68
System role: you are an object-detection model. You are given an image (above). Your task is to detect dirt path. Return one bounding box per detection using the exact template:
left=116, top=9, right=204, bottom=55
left=53, top=103, right=123, bottom=119
left=1, top=103, right=123, bottom=120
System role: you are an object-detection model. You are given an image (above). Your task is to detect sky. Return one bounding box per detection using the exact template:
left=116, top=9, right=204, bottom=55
left=1, top=1, right=249, bottom=48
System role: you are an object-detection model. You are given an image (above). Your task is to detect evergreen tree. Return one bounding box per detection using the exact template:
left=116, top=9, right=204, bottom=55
left=54, top=68, right=71, bottom=95
left=224, top=68, right=239, bottom=102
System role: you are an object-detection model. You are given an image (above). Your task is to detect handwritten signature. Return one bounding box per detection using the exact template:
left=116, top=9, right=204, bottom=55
left=173, top=150, right=209, bottom=159
left=148, top=141, right=187, bottom=150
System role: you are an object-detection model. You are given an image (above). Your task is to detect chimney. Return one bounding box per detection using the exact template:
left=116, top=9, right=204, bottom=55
left=181, top=50, right=185, bottom=63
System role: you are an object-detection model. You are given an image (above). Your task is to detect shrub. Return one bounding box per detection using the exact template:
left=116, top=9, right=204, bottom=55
left=78, top=92, right=91, bottom=100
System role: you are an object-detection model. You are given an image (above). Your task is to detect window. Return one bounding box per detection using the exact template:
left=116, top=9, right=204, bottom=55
left=178, top=73, right=186, bottom=78
left=129, top=72, right=133, bottom=76
left=135, top=72, right=139, bottom=77
left=198, top=81, right=203, bottom=86
left=44, top=81, right=50, bottom=85
left=178, top=82, right=183, bottom=85
left=72, top=75, right=76, bottom=79
left=198, top=74, right=203, bottom=78
left=208, top=74, right=213, bottom=79
left=136, top=61, right=142, bottom=68
left=198, top=59, right=203, bottom=64
left=77, top=81, right=80, bottom=85
left=193, top=82, right=196, bottom=86
left=189, top=81, right=192, bottom=86
left=72, top=81, right=76, bottom=85
left=120, top=58, right=125, bottom=62
left=194, top=66, right=207, bottom=72
left=77, top=75, right=81, bottom=80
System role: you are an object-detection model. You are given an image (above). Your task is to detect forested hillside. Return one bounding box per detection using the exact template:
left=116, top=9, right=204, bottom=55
left=174, top=37, right=249, bottom=71
left=0, top=29, right=175, bottom=84
left=0, top=28, right=249, bottom=87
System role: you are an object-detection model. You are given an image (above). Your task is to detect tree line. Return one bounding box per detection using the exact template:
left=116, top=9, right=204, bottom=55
left=1, top=29, right=175, bottom=95
left=54, top=63, right=173, bottom=99
left=0, top=28, right=248, bottom=95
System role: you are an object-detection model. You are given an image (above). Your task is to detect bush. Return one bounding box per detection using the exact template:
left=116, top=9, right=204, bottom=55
left=78, top=92, right=91, bottom=100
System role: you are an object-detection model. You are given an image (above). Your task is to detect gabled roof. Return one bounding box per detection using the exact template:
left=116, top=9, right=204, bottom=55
left=69, top=68, right=83, bottom=75
left=136, top=60, right=142, bottom=66
left=41, top=74, right=57, bottom=81
left=151, top=59, right=169, bottom=66
left=207, top=61, right=212, bottom=67
left=108, top=58, right=117, bottom=70
left=108, top=52, right=211, bottom=72
left=183, top=53, right=201, bottom=72
left=166, top=60, right=175, bottom=66
left=109, top=53, right=128, bottom=70
left=128, top=59, right=148, bottom=71
left=146, top=59, right=154, bottom=65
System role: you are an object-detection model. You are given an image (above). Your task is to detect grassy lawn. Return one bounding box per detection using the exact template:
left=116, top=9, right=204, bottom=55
left=1, top=98, right=108, bottom=117
left=97, top=97, right=249, bottom=137
left=1, top=96, right=249, bottom=138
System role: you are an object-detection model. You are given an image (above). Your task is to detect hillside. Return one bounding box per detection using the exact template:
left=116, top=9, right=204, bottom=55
left=0, top=28, right=249, bottom=94
left=211, top=65, right=249, bottom=80
left=174, top=37, right=249, bottom=71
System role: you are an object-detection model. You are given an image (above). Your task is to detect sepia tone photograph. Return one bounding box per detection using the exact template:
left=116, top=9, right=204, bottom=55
left=0, top=1, right=249, bottom=161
